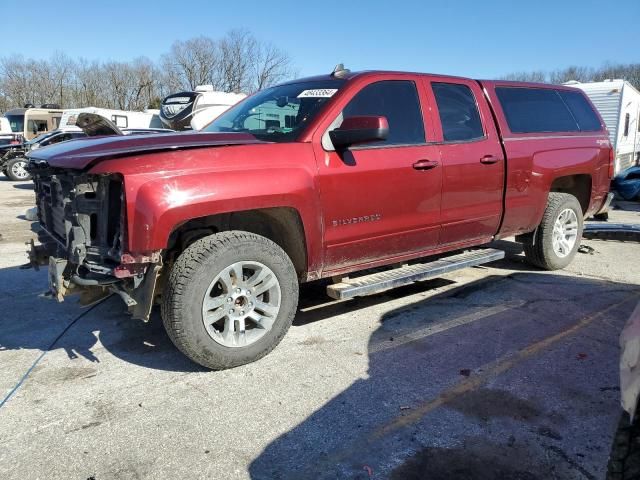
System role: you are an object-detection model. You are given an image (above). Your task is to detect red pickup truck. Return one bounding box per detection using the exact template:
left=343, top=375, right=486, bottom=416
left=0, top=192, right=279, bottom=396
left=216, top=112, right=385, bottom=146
left=28, top=66, right=613, bottom=369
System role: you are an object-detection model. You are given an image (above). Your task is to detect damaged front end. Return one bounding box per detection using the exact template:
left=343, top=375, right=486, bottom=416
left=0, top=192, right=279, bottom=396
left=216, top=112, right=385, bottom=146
left=29, top=167, right=161, bottom=320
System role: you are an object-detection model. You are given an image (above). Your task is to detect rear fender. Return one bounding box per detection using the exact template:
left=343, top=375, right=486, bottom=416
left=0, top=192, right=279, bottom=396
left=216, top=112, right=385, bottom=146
left=500, top=146, right=599, bottom=237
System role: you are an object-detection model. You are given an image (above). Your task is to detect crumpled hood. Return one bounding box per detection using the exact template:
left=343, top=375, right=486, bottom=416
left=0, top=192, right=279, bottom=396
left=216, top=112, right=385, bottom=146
left=28, top=131, right=263, bottom=170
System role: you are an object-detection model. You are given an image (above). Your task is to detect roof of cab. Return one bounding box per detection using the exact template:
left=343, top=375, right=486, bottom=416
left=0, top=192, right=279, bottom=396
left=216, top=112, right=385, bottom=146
left=279, top=70, right=583, bottom=91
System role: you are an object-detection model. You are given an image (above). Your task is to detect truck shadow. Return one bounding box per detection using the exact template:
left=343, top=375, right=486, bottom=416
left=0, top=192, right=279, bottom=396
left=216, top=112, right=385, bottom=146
left=248, top=271, right=639, bottom=479
left=0, top=264, right=205, bottom=373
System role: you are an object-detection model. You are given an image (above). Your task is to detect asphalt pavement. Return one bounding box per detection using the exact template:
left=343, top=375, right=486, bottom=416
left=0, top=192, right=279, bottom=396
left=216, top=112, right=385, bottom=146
left=1, top=176, right=639, bottom=479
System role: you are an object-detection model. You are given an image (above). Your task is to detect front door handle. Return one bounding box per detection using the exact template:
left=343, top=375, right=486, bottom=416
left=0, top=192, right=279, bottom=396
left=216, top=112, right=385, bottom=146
left=412, top=159, right=439, bottom=171
left=480, top=154, right=500, bottom=165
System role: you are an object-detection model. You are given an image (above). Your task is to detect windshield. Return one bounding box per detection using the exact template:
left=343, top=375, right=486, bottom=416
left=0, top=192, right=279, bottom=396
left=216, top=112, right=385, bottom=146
left=6, top=114, right=24, bottom=133
left=203, top=80, right=345, bottom=142
left=28, top=131, right=57, bottom=145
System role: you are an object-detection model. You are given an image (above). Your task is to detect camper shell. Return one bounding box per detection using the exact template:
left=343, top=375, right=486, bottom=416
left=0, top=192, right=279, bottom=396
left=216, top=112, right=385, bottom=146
left=568, top=80, right=640, bottom=175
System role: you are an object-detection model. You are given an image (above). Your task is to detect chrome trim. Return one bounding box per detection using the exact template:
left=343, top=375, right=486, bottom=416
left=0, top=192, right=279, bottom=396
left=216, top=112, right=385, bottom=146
left=503, top=134, right=606, bottom=142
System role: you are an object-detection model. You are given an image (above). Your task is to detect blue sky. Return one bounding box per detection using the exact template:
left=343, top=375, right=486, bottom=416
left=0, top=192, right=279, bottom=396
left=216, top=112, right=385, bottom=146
left=3, top=0, right=638, bottom=79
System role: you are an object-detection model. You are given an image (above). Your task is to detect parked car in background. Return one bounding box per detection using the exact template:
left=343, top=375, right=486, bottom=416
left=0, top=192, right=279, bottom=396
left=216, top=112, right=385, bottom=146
left=568, top=80, right=640, bottom=175
left=1, top=130, right=87, bottom=181
left=4, top=105, right=63, bottom=140
left=1, top=113, right=172, bottom=180
left=0, top=132, right=23, bottom=150
left=160, top=85, right=246, bottom=130
left=27, top=67, right=613, bottom=370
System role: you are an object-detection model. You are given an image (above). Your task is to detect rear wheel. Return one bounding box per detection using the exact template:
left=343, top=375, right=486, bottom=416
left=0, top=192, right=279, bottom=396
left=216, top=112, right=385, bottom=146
left=162, top=231, right=299, bottom=370
left=523, top=192, right=583, bottom=270
left=6, top=158, right=31, bottom=181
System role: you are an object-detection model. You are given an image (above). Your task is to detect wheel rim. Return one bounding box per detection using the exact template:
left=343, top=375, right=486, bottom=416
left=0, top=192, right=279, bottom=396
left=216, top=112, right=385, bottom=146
left=11, top=160, right=29, bottom=180
left=201, top=261, right=281, bottom=348
left=552, top=208, right=579, bottom=258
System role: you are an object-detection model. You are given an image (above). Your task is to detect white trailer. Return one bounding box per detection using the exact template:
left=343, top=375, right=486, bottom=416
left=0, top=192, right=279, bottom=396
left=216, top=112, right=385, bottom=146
left=567, top=80, right=640, bottom=175
left=161, top=85, right=246, bottom=131
left=60, top=107, right=163, bottom=132
left=0, top=117, right=11, bottom=134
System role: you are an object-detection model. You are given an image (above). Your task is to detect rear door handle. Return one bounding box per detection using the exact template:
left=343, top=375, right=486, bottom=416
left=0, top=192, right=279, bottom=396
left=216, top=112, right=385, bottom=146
left=412, top=159, right=439, bottom=171
left=480, top=155, right=500, bottom=165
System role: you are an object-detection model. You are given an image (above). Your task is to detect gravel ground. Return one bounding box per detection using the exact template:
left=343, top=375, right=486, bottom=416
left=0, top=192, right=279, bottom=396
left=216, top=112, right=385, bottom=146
left=0, top=176, right=639, bottom=480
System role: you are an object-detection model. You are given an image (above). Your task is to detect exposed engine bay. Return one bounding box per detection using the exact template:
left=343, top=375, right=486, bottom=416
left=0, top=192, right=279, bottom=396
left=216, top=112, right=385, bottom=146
left=29, top=168, right=161, bottom=319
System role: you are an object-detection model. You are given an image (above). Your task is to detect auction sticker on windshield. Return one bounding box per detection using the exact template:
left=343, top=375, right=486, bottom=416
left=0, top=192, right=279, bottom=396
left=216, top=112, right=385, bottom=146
left=297, top=89, right=338, bottom=98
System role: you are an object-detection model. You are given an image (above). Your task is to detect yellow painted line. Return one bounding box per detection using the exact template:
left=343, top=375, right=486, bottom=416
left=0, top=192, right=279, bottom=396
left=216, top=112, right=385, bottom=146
left=302, top=292, right=639, bottom=474
left=371, top=293, right=639, bottom=440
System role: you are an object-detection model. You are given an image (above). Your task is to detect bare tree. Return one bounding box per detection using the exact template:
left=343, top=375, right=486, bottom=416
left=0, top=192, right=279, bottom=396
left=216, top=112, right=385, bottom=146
left=252, top=42, right=295, bottom=91
left=501, top=63, right=640, bottom=90
left=0, top=31, right=297, bottom=113
left=548, top=65, right=594, bottom=84
left=161, top=37, right=219, bottom=91
left=594, top=62, right=640, bottom=88
left=500, top=70, right=548, bottom=83
left=217, top=29, right=256, bottom=93
left=75, top=58, right=105, bottom=107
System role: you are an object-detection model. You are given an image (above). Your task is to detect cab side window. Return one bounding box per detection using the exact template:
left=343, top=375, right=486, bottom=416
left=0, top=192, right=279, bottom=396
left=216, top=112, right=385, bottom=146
left=432, top=83, right=485, bottom=142
left=341, top=80, right=425, bottom=146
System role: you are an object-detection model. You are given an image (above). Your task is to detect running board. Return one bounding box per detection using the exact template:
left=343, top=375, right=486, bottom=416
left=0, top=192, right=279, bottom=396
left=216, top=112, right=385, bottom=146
left=326, top=248, right=505, bottom=300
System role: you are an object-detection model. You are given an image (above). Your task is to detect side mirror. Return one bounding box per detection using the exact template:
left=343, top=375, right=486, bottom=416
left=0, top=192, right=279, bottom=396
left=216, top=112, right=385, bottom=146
left=329, top=115, right=389, bottom=149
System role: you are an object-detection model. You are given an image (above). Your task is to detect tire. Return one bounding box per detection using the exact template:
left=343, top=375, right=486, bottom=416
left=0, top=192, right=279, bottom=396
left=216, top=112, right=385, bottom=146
left=161, top=231, right=299, bottom=370
left=607, top=412, right=640, bottom=480
left=523, top=192, right=583, bottom=270
left=5, top=157, right=31, bottom=181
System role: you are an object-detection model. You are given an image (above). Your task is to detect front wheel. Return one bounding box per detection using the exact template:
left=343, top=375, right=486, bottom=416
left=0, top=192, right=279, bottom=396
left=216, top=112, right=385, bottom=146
left=161, top=231, right=299, bottom=370
left=523, top=192, right=584, bottom=270
left=6, top=158, right=31, bottom=181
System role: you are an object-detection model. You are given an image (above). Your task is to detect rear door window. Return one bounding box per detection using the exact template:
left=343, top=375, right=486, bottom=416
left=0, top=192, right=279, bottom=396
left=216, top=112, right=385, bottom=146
left=495, top=87, right=579, bottom=133
left=432, top=83, right=484, bottom=142
left=341, top=80, right=425, bottom=146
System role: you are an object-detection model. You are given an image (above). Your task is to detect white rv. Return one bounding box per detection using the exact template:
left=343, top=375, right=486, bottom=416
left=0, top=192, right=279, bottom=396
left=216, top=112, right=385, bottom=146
left=0, top=117, right=11, bottom=134
left=567, top=80, right=640, bottom=175
left=161, top=85, right=246, bottom=130
left=60, top=107, right=163, bottom=132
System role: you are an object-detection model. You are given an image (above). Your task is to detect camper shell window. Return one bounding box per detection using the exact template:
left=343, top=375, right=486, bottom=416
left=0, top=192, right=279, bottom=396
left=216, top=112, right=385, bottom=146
left=557, top=90, right=602, bottom=132
left=495, top=87, right=605, bottom=134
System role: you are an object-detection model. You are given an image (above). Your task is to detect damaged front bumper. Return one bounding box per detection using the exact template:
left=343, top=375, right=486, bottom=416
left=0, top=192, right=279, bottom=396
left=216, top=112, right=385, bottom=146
left=28, top=169, right=162, bottom=320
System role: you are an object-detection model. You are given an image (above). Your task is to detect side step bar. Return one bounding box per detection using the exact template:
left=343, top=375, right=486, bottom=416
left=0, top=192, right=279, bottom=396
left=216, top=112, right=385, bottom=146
left=326, top=248, right=505, bottom=300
